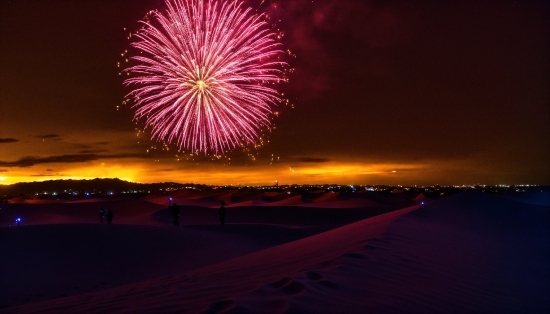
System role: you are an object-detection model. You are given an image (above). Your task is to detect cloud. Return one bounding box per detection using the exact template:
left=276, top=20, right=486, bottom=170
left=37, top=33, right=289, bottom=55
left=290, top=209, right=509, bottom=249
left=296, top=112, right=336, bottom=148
left=0, top=138, right=19, bottom=143
left=391, top=168, right=420, bottom=173
left=0, top=153, right=151, bottom=168
left=74, top=142, right=111, bottom=152
left=36, top=134, right=62, bottom=140
left=296, top=157, right=331, bottom=163
left=0, top=154, right=99, bottom=167
left=78, top=149, right=109, bottom=154
left=36, top=133, right=63, bottom=141
left=103, top=153, right=152, bottom=160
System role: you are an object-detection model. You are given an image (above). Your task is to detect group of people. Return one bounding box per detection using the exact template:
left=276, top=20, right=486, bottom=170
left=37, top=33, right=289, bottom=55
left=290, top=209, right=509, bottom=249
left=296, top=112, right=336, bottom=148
left=169, top=200, right=226, bottom=226
left=99, top=208, right=113, bottom=224
left=98, top=199, right=226, bottom=226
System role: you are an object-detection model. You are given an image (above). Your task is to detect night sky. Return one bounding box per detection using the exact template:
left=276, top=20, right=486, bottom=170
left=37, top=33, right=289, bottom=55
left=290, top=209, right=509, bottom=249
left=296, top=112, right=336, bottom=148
left=1, top=0, right=548, bottom=185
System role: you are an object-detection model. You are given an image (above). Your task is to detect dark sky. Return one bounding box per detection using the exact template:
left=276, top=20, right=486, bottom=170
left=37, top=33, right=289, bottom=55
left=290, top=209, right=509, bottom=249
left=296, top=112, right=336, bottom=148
left=1, top=0, right=548, bottom=185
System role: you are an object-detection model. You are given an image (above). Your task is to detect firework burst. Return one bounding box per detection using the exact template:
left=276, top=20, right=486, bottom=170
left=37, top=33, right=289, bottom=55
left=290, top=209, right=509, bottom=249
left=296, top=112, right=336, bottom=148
left=124, top=0, right=287, bottom=155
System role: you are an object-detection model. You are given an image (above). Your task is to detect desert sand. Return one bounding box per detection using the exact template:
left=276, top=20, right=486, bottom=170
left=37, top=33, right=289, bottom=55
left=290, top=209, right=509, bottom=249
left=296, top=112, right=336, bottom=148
left=0, top=188, right=548, bottom=313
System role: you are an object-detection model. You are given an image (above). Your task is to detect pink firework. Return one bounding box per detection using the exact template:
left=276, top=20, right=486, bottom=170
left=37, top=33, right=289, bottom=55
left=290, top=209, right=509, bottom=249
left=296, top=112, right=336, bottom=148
left=124, top=0, right=287, bottom=155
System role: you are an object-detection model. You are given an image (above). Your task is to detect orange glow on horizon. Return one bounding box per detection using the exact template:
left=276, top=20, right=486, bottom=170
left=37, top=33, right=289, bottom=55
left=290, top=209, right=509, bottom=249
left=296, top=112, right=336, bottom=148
left=0, top=134, right=537, bottom=186
left=0, top=158, right=485, bottom=186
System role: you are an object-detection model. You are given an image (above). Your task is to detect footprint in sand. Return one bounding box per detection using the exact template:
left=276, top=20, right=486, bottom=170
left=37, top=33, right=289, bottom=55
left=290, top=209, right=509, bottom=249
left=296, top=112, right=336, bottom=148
left=363, top=244, right=377, bottom=250
left=281, top=281, right=306, bottom=295
left=305, top=271, right=324, bottom=281
left=319, top=280, right=338, bottom=290
left=369, top=238, right=390, bottom=245
left=312, top=259, right=341, bottom=271
left=343, top=252, right=368, bottom=260
left=304, top=271, right=338, bottom=289
left=270, top=278, right=306, bottom=295
left=207, top=300, right=236, bottom=313
left=270, top=277, right=293, bottom=289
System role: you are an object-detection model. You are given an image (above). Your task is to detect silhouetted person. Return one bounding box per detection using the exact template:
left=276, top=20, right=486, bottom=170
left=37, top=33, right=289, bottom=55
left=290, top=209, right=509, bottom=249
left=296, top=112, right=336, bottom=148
left=171, top=203, right=180, bottom=226
left=100, top=208, right=104, bottom=223
left=219, top=201, right=226, bottom=225
left=107, top=208, right=113, bottom=224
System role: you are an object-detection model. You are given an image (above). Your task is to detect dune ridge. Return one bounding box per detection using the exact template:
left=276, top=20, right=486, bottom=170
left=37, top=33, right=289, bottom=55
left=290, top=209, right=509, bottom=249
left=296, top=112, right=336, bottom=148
left=1, top=190, right=548, bottom=313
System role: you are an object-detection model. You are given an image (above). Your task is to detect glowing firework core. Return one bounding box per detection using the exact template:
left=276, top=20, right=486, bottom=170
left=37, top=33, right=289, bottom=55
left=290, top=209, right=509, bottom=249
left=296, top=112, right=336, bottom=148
left=196, top=80, right=207, bottom=91
left=124, top=0, right=287, bottom=155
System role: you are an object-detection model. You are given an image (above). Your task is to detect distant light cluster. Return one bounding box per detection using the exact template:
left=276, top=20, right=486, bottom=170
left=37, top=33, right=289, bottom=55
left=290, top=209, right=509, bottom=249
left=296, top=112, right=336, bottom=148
left=123, top=0, right=288, bottom=155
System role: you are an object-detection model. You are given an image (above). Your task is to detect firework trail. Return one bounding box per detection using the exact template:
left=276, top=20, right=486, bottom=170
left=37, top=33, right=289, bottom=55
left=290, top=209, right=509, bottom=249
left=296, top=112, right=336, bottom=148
left=124, top=0, right=287, bottom=155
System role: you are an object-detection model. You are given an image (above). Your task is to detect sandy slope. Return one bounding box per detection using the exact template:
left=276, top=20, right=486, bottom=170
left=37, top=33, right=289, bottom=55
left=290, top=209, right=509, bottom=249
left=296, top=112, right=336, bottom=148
left=0, top=204, right=419, bottom=313
left=0, top=191, right=402, bottom=310
left=1, top=190, right=548, bottom=313
left=0, top=223, right=335, bottom=309
left=249, top=191, right=550, bottom=313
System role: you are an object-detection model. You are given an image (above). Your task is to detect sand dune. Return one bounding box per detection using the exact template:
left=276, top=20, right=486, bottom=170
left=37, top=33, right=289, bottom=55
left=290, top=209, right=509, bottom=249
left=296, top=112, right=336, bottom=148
left=302, top=190, right=339, bottom=202
left=261, top=195, right=304, bottom=206
left=1, top=190, right=548, bottom=313
left=299, top=197, right=387, bottom=208
left=0, top=222, right=338, bottom=309
left=141, top=189, right=401, bottom=209
left=254, top=191, right=550, bottom=313
left=0, top=205, right=419, bottom=313
left=261, top=191, right=298, bottom=203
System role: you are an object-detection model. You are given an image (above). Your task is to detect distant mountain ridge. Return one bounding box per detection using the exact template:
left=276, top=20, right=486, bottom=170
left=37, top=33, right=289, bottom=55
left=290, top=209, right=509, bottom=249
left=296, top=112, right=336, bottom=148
left=0, top=178, right=192, bottom=196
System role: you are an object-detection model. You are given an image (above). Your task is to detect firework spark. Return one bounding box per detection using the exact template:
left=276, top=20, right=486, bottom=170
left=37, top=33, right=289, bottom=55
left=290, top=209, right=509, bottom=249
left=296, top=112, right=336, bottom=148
left=124, top=0, right=287, bottom=155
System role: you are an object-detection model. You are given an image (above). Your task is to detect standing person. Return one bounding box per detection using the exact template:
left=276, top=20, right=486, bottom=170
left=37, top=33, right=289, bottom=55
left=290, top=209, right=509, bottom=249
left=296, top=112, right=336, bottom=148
left=218, top=201, right=226, bottom=225
left=107, top=208, right=113, bottom=224
left=171, top=203, right=180, bottom=226
left=99, top=208, right=104, bottom=223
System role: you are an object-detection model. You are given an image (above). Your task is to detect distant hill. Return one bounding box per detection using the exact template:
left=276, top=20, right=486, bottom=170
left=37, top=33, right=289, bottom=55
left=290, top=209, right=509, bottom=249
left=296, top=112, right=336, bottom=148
left=0, top=178, right=193, bottom=196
